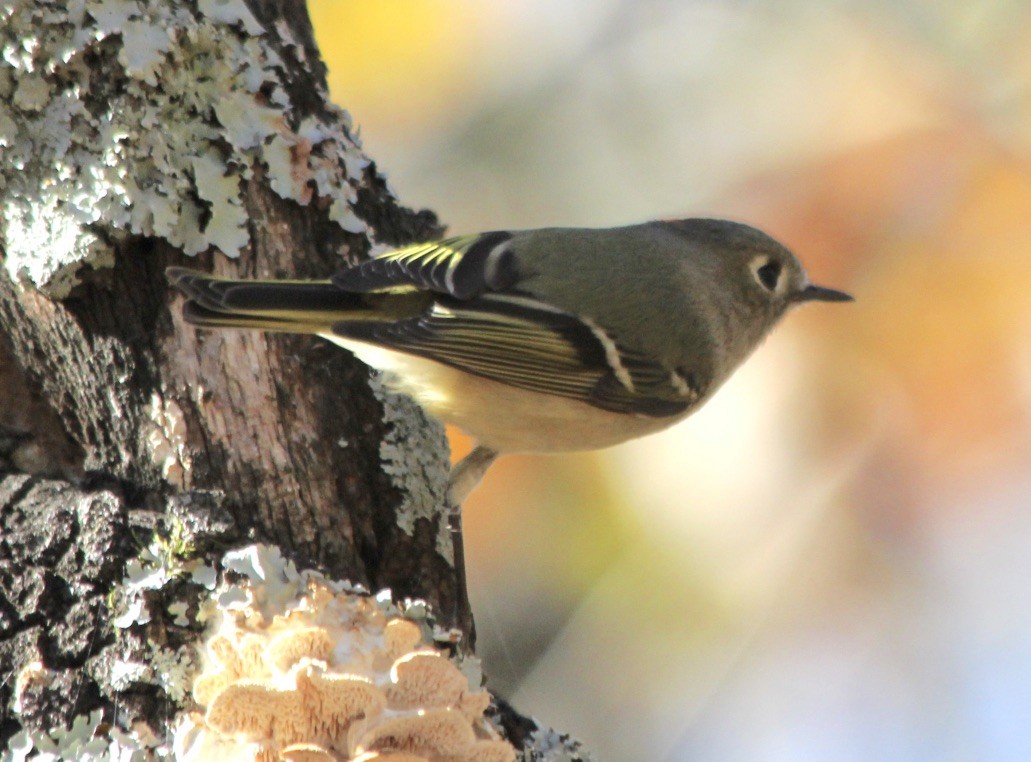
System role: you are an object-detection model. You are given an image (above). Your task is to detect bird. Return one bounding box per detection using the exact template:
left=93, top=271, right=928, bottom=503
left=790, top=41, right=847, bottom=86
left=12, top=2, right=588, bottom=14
left=167, top=218, right=852, bottom=505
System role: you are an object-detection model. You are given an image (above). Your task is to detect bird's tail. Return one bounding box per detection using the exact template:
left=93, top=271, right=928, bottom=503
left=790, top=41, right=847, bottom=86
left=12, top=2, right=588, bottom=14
left=166, top=267, right=375, bottom=335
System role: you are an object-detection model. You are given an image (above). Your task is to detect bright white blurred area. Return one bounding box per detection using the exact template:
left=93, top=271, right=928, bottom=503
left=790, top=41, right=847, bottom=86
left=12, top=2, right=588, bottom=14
left=309, top=1, right=1031, bottom=759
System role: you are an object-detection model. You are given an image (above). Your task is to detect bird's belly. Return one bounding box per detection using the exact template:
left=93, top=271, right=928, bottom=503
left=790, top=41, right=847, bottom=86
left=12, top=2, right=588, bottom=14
left=322, top=336, right=685, bottom=453
left=437, top=370, right=682, bottom=452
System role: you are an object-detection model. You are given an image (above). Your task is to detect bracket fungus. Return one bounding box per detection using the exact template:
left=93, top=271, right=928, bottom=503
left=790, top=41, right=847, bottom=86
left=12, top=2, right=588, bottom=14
left=176, top=562, right=514, bottom=762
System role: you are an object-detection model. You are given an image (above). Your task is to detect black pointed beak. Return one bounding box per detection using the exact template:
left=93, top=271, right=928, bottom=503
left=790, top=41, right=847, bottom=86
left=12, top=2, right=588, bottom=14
left=793, top=284, right=854, bottom=303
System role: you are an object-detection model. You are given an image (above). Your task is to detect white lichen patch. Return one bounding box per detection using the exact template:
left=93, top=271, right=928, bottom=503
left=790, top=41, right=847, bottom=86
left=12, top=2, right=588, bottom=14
left=144, top=391, right=192, bottom=487
left=107, top=526, right=210, bottom=705
left=367, top=374, right=453, bottom=564
left=109, top=644, right=196, bottom=704
left=519, top=728, right=594, bottom=762
left=109, top=658, right=152, bottom=692
left=168, top=600, right=190, bottom=626
left=174, top=543, right=512, bottom=762
left=0, top=0, right=373, bottom=296
left=4, top=709, right=158, bottom=761
left=149, top=643, right=196, bottom=703
left=198, top=0, right=264, bottom=36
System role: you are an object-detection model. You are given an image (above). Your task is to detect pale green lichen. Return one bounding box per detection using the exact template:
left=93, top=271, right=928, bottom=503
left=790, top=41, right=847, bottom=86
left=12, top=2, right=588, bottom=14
left=107, top=525, right=208, bottom=703
left=147, top=643, right=195, bottom=703
left=167, top=600, right=189, bottom=627
left=0, top=0, right=373, bottom=296
left=3, top=709, right=159, bottom=761
left=367, top=373, right=453, bottom=564
left=107, top=643, right=195, bottom=705
left=197, top=0, right=264, bottom=35
left=519, top=728, right=594, bottom=762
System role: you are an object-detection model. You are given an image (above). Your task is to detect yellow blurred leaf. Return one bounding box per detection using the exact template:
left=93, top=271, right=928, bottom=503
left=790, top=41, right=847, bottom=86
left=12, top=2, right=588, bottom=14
left=309, top=0, right=488, bottom=137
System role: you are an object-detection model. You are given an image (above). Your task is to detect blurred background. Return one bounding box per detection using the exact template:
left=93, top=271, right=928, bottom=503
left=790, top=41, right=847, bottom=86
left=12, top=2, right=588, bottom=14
left=309, top=1, right=1031, bottom=759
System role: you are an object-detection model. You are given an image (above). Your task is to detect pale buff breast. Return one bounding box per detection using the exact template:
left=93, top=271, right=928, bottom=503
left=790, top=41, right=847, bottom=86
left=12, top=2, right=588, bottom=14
left=321, top=335, right=687, bottom=453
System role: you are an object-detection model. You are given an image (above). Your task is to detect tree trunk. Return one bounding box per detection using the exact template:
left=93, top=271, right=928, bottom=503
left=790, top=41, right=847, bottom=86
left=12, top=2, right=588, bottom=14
left=0, top=1, right=587, bottom=757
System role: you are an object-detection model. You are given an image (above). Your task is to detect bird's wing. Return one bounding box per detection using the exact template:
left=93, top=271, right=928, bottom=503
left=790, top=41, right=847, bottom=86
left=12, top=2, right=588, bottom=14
left=333, top=293, right=698, bottom=417
left=167, top=267, right=361, bottom=331
left=332, top=232, right=519, bottom=299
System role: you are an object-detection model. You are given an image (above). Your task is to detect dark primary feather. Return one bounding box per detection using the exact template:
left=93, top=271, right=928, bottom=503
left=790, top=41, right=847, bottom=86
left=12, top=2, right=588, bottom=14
left=168, top=267, right=350, bottom=316
left=167, top=266, right=429, bottom=330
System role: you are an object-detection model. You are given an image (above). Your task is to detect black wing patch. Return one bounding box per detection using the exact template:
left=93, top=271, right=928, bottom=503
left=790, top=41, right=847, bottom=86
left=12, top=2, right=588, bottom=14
left=332, top=294, right=696, bottom=418
left=168, top=267, right=361, bottom=324
left=331, top=232, right=516, bottom=299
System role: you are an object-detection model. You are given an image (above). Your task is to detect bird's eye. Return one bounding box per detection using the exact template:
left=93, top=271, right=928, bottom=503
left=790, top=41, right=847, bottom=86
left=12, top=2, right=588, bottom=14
left=754, top=258, right=782, bottom=292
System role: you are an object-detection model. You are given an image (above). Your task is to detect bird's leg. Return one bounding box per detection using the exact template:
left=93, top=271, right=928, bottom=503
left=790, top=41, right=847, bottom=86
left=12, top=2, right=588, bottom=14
left=448, top=444, right=500, bottom=506
left=446, top=445, right=499, bottom=632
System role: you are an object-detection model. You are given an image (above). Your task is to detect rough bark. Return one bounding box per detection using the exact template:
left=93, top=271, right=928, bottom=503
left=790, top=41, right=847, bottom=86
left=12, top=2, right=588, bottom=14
left=0, top=0, right=541, bottom=753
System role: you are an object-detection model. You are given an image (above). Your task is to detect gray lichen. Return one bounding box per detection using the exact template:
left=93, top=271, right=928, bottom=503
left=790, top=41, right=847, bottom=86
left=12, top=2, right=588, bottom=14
left=520, top=727, right=595, bottom=762
left=4, top=708, right=157, bottom=761
left=367, top=372, right=453, bottom=563
left=0, top=0, right=372, bottom=296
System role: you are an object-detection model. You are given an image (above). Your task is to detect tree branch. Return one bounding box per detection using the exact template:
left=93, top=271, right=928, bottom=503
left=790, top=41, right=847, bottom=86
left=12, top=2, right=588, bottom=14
left=0, top=0, right=590, bottom=757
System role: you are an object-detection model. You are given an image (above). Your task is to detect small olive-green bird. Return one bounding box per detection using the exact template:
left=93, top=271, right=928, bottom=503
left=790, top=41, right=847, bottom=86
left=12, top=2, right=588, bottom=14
left=168, top=219, right=851, bottom=502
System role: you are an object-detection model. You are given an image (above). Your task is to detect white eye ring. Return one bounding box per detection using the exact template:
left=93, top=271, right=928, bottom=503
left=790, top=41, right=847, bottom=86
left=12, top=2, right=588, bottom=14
left=750, top=255, right=787, bottom=295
